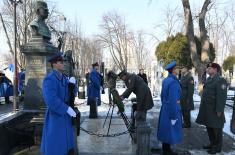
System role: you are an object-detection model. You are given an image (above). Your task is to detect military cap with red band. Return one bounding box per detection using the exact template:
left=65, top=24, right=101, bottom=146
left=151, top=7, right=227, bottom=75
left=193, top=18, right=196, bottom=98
left=207, top=62, right=221, bottom=70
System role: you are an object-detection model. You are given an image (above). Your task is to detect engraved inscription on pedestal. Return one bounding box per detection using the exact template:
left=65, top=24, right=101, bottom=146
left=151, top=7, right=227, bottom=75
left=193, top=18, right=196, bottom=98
left=24, top=56, right=47, bottom=111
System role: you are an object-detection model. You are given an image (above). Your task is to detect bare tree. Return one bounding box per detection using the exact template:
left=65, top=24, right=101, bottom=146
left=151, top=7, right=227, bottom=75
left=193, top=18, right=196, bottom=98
left=182, top=0, right=212, bottom=84
left=98, top=11, right=132, bottom=70
left=61, top=18, right=102, bottom=77
left=0, top=0, right=60, bottom=69
left=154, top=4, right=184, bottom=38
left=206, top=5, right=229, bottom=64
left=130, top=30, right=151, bottom=69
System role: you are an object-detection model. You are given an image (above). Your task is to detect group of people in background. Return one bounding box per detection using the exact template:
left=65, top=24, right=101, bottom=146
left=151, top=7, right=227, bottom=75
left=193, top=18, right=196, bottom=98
left=0, top=68, right=25, bottom=104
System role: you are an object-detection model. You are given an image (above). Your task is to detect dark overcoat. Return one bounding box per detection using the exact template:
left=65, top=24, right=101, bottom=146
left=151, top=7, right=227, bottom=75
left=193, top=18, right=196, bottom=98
left=122, top=73, right=153, bottom=111
left=157, top=73, right=183, bottom=144
left=180, top=73, right=194, bottom=111
left=196, top=73, right=227, bottom=128
left=137, top=73, right=148, bottom=84
left=40, top=70, right=74, bottom=155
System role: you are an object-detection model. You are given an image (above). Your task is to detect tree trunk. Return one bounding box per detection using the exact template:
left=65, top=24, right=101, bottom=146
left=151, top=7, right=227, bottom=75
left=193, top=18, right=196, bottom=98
left=199, top=0, right=211, bottom=63
left=182, top=0, right=211, bottom=84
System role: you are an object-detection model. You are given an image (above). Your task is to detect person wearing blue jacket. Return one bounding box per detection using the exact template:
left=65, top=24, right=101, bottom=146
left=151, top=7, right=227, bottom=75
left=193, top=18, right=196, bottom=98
left=157, top=60, right=183, bottom=155
left=40, top=52, right=76, bottom=155
left=0, top=71, right=13, bottom=104
left=87, top=62, right=101, bottom=118
left=18, top=68, right=25, bottom=95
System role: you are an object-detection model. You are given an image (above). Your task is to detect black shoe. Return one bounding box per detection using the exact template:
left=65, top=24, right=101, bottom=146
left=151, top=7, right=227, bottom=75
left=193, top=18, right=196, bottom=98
left=182, top=124, right=191, bottom=128
left=162, top=150, right=178, bottom=155
left=89, top=115, right=98, bottom=119
left=207, top=149, right=221, bottom=154
left=5, top=100, right=13, bottom=104
left=151, top=147, right=161, bottom=153
left=203, top=144, right=212, bottom=149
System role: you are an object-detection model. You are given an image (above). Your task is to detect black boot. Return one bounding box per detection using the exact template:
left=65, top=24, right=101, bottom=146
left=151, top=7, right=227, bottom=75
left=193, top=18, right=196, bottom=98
left=203, top=144, right=212, bottom=149
left=5, top=96, right=12, bottom=104
left=162, top=143, right=178, bottom=155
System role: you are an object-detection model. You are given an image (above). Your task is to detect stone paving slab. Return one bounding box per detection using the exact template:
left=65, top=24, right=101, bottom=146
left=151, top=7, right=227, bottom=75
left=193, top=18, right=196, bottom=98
left=78, top=118, right=136, bottom=155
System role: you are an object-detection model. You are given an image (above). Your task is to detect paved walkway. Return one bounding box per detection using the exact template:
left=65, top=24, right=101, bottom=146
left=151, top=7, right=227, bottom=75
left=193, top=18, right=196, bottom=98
left=3, top=100, right=235, bottom=155
left=78, top=118, right=135, bottom=155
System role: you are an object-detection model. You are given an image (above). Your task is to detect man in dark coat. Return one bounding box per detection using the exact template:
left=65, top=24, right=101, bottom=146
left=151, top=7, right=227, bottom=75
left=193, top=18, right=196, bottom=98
left=196, top=62, right=227, bottom=154
left=118, top=70, right=154, bottom=126
left=137, top=69, right=148, bottom=84
left=180, top=66, right=194, bottom=128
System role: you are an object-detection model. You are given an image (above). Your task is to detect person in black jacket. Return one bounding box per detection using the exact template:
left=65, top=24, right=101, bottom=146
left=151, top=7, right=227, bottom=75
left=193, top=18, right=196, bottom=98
left=180, top=66, right=194, bottom=128
left=137, top=69, right=148, bottom=84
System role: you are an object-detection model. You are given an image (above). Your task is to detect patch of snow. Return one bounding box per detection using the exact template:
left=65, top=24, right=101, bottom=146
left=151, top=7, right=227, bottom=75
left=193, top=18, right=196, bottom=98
left=0, top=112, right=15, bottom=121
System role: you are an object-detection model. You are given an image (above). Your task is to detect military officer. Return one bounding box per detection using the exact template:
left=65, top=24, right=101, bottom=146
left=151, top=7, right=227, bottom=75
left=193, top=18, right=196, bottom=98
left=87, top=62, right=101, bottom=118
left=41, top=52, right=76, bottom=155
left=118, top=70, right=154, bottom=125
left=157, top=60, right=182, bottom=155
left=180, top=66, right=194, bottom=128
left=196, top=62, right=227, bottom=154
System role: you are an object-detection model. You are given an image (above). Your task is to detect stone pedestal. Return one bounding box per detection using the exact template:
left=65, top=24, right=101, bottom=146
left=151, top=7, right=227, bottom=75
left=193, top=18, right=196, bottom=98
left=136, top=122, right=151, bottom=155
left=21, top=36, right=59, bottom=111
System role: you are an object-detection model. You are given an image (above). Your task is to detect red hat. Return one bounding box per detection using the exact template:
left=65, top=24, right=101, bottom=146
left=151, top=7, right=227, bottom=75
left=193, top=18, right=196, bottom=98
left=207, top=62, right=221, bottom=71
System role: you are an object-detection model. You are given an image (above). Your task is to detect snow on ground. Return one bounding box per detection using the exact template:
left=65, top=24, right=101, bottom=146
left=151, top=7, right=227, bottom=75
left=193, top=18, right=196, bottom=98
left=75, top=88, right=136, bottom=117
left=0, top=112, right=16, bottom=121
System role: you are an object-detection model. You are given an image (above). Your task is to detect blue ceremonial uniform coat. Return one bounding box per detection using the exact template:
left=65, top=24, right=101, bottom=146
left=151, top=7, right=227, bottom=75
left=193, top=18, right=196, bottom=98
left=41, top=70, right=74, bottom=155
left=0, top=76, right=13, bottom=97
left=88, top=68, right=101, bottom=106
left=157, top=73, right=183, bottom=144
left=18, top=71, right=25, bottom=94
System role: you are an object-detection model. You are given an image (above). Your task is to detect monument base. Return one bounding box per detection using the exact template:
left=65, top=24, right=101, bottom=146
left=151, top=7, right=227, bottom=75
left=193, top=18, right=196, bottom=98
left=21, top=36, right=59, bottom=111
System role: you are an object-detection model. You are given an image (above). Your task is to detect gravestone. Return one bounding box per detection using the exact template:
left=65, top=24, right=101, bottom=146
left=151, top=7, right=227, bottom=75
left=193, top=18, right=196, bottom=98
left=21, top=1, right=59, bottom=111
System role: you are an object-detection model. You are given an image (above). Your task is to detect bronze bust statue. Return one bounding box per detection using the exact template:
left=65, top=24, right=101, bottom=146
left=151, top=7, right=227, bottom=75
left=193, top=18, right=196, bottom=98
left=30, top=1, right=51, bottom=42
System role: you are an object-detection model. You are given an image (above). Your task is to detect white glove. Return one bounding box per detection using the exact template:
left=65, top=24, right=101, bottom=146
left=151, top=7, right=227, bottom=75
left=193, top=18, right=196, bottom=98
left=69, top=77, right=76, bottom=84
left=67, top=107, right=76, bottom=117
left=171, top=119, right=177, bottom=125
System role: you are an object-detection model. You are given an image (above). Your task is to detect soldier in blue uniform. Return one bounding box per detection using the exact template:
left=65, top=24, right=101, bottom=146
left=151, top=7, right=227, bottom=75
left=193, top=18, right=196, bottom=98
left=87, top=62, right=101, bottom=118
left=196, top=62, right=227, bottom=154
left=157, top=60, right=182, bottom=155
left=40, top=52, right=76, bottom=155
left=18, top=68, right=25, bottom=95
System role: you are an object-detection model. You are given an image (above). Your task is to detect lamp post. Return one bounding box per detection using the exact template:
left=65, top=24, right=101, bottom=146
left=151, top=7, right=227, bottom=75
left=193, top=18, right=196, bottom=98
left=10, top=0, right=22, bottom=112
